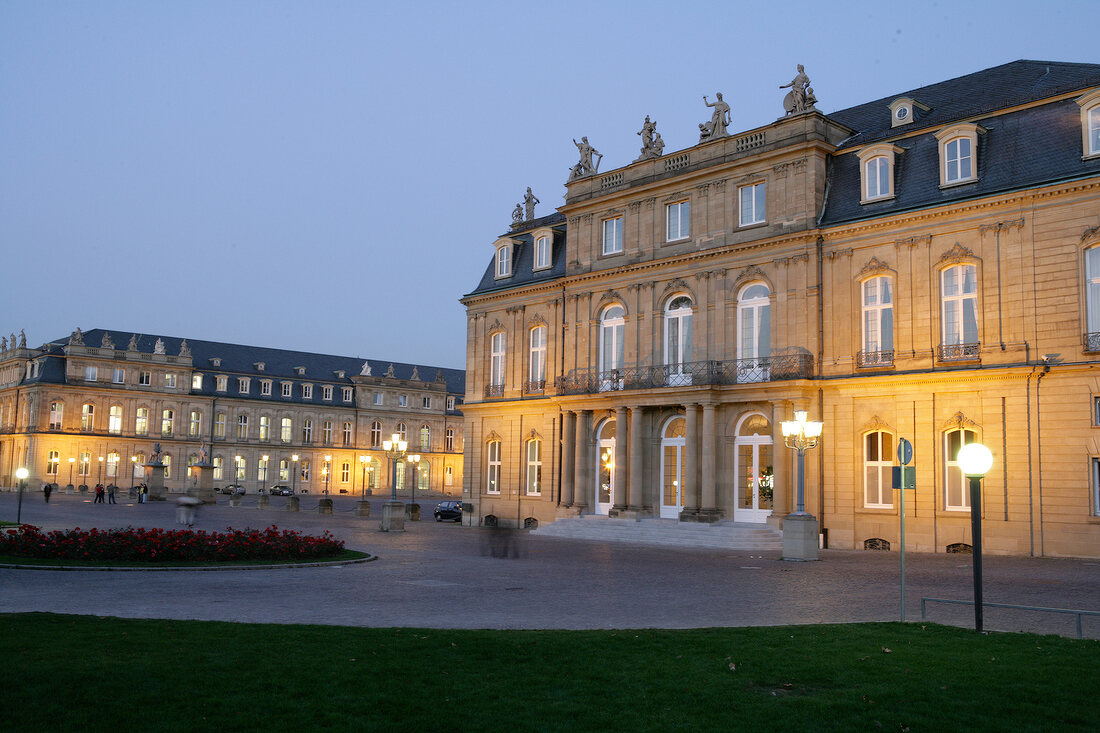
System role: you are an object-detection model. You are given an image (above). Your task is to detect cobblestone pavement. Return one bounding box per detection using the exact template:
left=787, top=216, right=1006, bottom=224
left=1, top=490, right=1098, bottom=637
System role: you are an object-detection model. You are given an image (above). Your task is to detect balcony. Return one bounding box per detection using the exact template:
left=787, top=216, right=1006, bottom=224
left=555, top=350, right=813, bottom=396
left=1085, top=332, right=1100, bottom=352
left=856, top=350, right=894, bottom=368
left=937, top=342, right=980, bottom=362
left=484, top=383, right=505, bottom=399
left=524, top=379, right=546, bottom=395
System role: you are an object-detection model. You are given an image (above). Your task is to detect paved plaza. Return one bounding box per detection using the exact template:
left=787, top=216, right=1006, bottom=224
left=1, top=490, right=1098, bottom=638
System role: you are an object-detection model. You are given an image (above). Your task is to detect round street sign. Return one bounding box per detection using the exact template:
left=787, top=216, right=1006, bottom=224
left=898, top=438, right=913, bottom=465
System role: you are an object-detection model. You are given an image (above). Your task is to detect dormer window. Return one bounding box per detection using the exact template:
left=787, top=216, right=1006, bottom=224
left=254, top=362, right=265, bottom=372
left=210, top=358, right=222, bottom=367
left=888, top=97, right=929, bottom=128
left=1077, top=88, right=1100, bottom=159
left=295, top=366, right=306, bottom=376
left=856, top=143, right=903, bottom=203
left=494, top=238, right=514, bottom=278
left=934, top=124, right=983, bottom=187
left=532, top=228, right=553, bottom=271
left=334, top=370, right=345, bottom=379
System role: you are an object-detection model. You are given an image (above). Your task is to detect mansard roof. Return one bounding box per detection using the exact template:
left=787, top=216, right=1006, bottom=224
left=465, top=211, right=567, bottom=298
left=44, top=329, right=466, bottom=398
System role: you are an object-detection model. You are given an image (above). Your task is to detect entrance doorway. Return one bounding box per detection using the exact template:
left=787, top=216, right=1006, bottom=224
left=660, top=416, right=685, bottom=518
left=734, top=413, right=773, bottom=523
left=595, top=419, right=616, bottom=514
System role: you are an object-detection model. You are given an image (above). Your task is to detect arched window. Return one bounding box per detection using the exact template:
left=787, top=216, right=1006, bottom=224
left=860, top=276, right=894, bottom=365
left=660, top=417, right=686, bottom=518
left=445, top=427, right=455, bottom=452
left=864, top=431, right=894, bottom=508
left=302, top=419, right=313, bottom=443
left=48, top=401, right=63, bottom=430
left=734, top=413, right=774, bottom=522
left=342, top=421, right=353, bottom=446
left=599, top=305, right=625, bottom=391
left=941, top=264, right=978, bottom=359
left=944, top=428, right=978, bottom=510
left=106, top=451, right=119, bottom=478
left=280, top=417, right=292, bottom=443
left=528, top=325, right=547, bottom=390
left=737, top=284, right=771, bottom=381
left=135, top=407, right=149, bottom=435
left=161, top=408, right=174, bottom=436
left=370, top=420, right=382, bottom=448
left=396, top=422, right=407, bottom=442
left=664, top=295, right=693, bottom=384
left=486, top=440, right=501, bottom=494
left=420, top=424, right=431, bottom=451
left=595, top=419, right=617, bottom=513
left=1086, top=246, right=1100, bottom=349
left=81, top=403, right=95, bottom=431
left=134, top=454, right=146, bottom=479
left=526, top=438, right=542, bottom=495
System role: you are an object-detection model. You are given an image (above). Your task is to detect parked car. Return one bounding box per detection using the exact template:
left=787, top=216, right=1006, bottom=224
left=220, top=484, right=245, bottom=495
left=434, top=500, right=462, bottom=522
left=268, top=484, right=294, bottom=496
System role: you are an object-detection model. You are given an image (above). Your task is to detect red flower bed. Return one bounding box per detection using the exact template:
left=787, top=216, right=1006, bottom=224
left=0, top=525, right=344, bottom=563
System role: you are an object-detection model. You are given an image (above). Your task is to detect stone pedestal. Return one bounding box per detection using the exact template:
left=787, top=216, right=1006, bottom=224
left=65, top=484, right=75, bottom=494
left=189, top=463, right=218, bottom=504
left=144, top=463, right=167, bottom=501
left=318, top=498, right=334, bottom=515
left=286, top=496, right=300, bottom=512
left=354, top=500, right=371, bottom=517
left=782, top=514, right=820, bottom=561
left=405, top=503, right=420, bottom=521
left=257, top=495, right=270, bottom=510
left=381, top=500, right=405, bottom=532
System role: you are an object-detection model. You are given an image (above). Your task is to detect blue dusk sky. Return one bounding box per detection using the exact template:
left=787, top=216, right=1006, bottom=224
left=0, top=1, right=1093, bottom=368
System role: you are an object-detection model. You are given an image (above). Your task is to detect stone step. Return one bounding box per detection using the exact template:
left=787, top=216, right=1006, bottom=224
left=531, top=517, right=783, bottom=550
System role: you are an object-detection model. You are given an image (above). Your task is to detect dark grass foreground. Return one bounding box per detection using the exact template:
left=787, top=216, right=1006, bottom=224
left=3, top=614, right=1096, bottom=731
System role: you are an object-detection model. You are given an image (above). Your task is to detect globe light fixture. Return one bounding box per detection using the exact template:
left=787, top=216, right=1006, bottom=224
left=780, top=410, right=823, bottom=516
left=15, top=466, right=29, bottom=524
left=956, top=441, right=993, bottom=632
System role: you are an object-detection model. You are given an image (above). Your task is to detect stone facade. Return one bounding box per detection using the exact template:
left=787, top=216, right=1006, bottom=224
left=0, top=330, right=464, bottom=497
left=460, top=60, right=1100, bottom=558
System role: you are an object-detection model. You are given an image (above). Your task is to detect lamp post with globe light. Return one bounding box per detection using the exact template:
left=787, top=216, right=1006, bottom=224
left=780, top=410, right=824, bottom=560
left=380, top=433, right=408, bottom=531
left=957, top=442, right=994, bottom=632
left=15, top=467, right=29, bottom=524
left=406, top=453, right=421, bottom=520
left=67, top=456, right=75, bottom=488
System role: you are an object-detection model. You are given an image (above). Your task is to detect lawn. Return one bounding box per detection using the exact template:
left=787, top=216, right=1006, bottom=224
left=3, top=614, right=1095, bottom=731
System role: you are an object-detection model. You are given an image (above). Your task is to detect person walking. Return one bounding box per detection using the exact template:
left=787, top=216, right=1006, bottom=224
left=140, top=484, right=148, bottom=504
left=107, top=484, right=116, bottom=504
left=94, top=483, right=105, bottom=504
left=43, top=483, right=52, bottom=503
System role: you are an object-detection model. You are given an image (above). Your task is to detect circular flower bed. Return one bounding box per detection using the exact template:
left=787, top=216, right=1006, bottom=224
left=0, top=525, right=346, bottom=563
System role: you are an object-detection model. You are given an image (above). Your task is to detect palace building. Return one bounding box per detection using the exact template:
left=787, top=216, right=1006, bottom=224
left=0, top=329, right=464, bottom=496
left=460, top=60, right=1100, bottom=558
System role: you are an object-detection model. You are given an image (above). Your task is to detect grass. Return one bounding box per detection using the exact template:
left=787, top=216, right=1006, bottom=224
left=0, top=548, right=370, bottom=567
left=3, top=615, right=1096, bottom=731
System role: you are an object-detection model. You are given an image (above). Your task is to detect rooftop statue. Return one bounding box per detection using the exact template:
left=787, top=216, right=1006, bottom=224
left=524, top=187, right=540, bottom=221
left=700, top=92, right=730, bottom=142
left=69, top=328, right=84, bottom=346
left=411, top=365, right=420, bottom=381
left=634, top=116, right=664, bottom=161
left=780, top=64, right=815, bottom=115
left=101, top=332, right=114, bottom=349
left=128, top=334, right=139, bottom=350
left=512, top=203, right=523, bottom=223
left=360, top=360, right=372, bottom=376
left=569, top=136, right=602, bottom=181
left=1, top=337, right=6, bottom=351
left=179, top=339, right=191, bottom=357
left=154, top=338, right=165, bottom=354
left=385, top=363, right=395, bottom=377
left=19, top=330, right=26, bottom=348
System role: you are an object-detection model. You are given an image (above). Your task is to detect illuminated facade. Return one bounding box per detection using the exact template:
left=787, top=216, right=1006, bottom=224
left=0, top=329, right=464, bottom=496
left=461, top=60, right=1100, bottom=557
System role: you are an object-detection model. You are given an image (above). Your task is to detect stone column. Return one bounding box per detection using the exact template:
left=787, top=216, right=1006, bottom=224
left=770, top=405, right=789, bottom=523
left=700, top=402, right=719, bottom=521
left=573, top=410, right=590, bottom=511
left=613, top=406, right=628, bottom=511
left=684, top=403, right=700, bottom=517
left=561, top=411, right=576, bottom=507
left=629, top=406, right=644, bottom=511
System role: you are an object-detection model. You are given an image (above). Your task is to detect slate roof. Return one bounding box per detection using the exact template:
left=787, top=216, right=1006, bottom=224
left=465, top=211, right=567, bottom=297
left=41, top=329, right=465, bottom=407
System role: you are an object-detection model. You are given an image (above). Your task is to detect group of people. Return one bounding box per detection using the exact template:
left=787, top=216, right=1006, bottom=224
left=40, top=482, right=149, bottom=503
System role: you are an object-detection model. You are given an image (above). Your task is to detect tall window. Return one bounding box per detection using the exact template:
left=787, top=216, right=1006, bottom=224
left=281, top=382, right=292, bottom=397
left=342, top=421, right=352, bottom=446
left=864, top=157, right=890, bottom=200
left=214, top=412, right=226, bottom=439
left=81, top=403, right=94, bottom=431
left=738, top=284, right=771, bottom=376
left=664, top=296, right=693, bottom=377
left=235, top=456, right=245, bottom=481
left=739, top=183, right=766, bottom=226
left=398, top=394, right=408, bottom=407
left=495, top=245, right=511, bottom=277
left=397, top=422, right=407, bottom=442
left=861, top=276, right=894, bottom=362
left=238, top=377, right=250, bottom=394
left=340, top=462, right=350, bottom=484
left=526, top=439, right=542, bottom=495
left=47, top=450, right=59, bottom=475
left=106, top=452, right=119, bottom=478
left=1086, top=247, right=1100, bottom=344
left=602, top=217, right=623, bottom=255
left=165, top=374, right=177, bottom=388
left=162, top=454, right=172, bottom=480
left=534, top=235, right=550, bottom=269
left=258, top=456, right=269, bottom=482
left=261, top=380, right=272, bottom=396
left=48, top=401, right=63, bottom=430
left=599, top=305, right=625, bottom=374
left=139, top=371, right=151, bottom=386
left=302, top=419, right=313, bottom=443
left=135, top=407, right=149, bottom=435
left=113, top=368, right=125, bottom=384
left=666, top=201, right=690, bottom=241
left=303, top=385, right=313, bottom=400
left=420, top=424, right=431, bottom=451
left=190, top=410, right=202, bottom=437
left=161, top=409, right=174, bottom=436
left=446, top=428, right=455, bottom=452
left=237, top=414, right=248, bottom=439
left=79, top=451, right=90, bottom=477
left=134, top=454, right=146, bottom=479
left=279, top=459, right=289, bottom=481
left=84, top=366, right=97, bottom=382
left=487, top=440, right=501, bottom=494
left=259, top=415, right=270, bottom=441
left=864, top=431, right=894, bottom=508
left=490, top=332, right=506, bottom=388
left=1089, top=105, right=1100, bottom=156
left=280, top=417, right=292, bottom=443
left=322, top=420, right=333, bottom=445
left=944, top=137, right=972, bottom=183
left=945, top=428, right=978, bottom=510
left=192, top=373, right=203, bottom=389
left=528, top=326, right=546, bottom=388
left=109, top=405, right=122, bottom=434
left=941, top=264, right=978, bottom=349
left=300, top=459, right=310, bottom=481
left=371, top=420, right=382, bottom=448
left=323, top=386, right=333, bottom=401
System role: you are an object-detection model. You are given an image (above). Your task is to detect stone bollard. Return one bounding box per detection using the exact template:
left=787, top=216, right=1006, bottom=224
left=257, top=495, right=270, bottom=510
left=354, top=500, right=371, bottom=517
left=318, top=498, right=333, bottom=515
left=66, top=484, right=75, bottom=494
left=229, top=494, right=242, bottom=508
left=405, top=503, right=421, bottom=521
left=286, top=496, right=300, bottom=512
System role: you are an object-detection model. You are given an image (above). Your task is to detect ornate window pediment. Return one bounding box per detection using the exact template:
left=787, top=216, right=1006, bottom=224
left=861, top=415, right=896, bottom=434
left=942, top=411, right=979, bottom=432
left=858, top=257, right=895, bottom=279
left=937, top=243, right=978, bottom=267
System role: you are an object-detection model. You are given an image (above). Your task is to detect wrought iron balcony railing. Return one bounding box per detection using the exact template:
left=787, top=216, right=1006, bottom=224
left=856, top=349, right=894, bottom=368
left=524, top=379, right=546, bottom=394
left=937, top=342, right=980, bottom=362
left=555, top=350, right=813, bottom=396
left=1085, top=332, right=1100, bottom=352
left=484, top=383, right=505, bottom=399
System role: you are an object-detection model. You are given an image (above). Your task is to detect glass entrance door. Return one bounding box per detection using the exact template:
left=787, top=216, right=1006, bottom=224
left=660, top=417, right=686, bottom=518
left=734, top=414, right=774, bottom=523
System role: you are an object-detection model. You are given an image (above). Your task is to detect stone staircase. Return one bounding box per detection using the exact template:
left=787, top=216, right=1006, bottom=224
left=530, top=516, right=783, bottom=551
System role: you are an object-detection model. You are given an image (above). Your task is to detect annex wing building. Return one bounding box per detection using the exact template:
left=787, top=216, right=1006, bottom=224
left=460, top=60, right=1100, bottom=558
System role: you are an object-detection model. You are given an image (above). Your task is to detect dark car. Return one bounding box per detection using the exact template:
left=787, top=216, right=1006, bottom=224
left=434, top=500, right=462, bottom=522
left=220, top=484, right=245, bottom=495
left=268, top=484, right=294, bottom=496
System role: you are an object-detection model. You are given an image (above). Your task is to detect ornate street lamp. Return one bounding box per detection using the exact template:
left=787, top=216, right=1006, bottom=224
left=358, top=455, right=368, bottom=499
left=957, top=442, right=994, bottom=633
left=67, top=456, right=75, bottom=487
left=407, top=453, right=421, bottom=514
left=291, top=454, right=299, bottom=494
left=323, top=454, right=332, bottom=495
left=97, top=455, right=105, bottom=486
left=780, top=410, right=824, bottom=561
left=261, top=454, right=269, bottom=494
left=234, top=455, right=243, bottom=488
left=15, top=467, right=28, bottom=524
left=129, top=455, right=137, bottom=497
left=380, top=433, right=408, bottom=531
